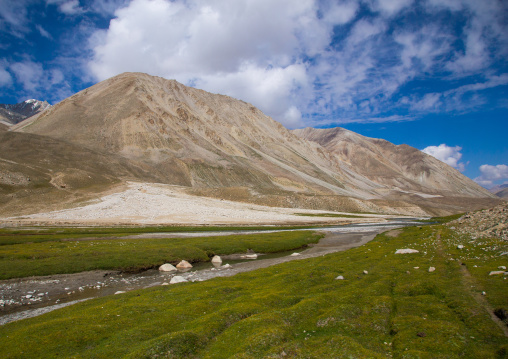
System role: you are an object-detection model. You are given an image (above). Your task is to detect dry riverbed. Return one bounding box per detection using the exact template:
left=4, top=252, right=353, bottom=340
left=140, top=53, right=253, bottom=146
left=2, top=182, right=403, bottom=226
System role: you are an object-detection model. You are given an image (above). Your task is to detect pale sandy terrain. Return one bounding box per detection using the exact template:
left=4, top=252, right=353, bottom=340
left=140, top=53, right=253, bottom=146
left=4, top=182, right=401, bottom=226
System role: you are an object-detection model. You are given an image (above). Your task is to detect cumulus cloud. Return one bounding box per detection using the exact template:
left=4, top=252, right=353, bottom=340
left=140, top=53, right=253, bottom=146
left=89, top=0, right=325, bottom=127
left=422, top=144, right=467, bottom=172
left=84, top=0, right=508, bottom=127
left=474, top=164, right=508, bottom=188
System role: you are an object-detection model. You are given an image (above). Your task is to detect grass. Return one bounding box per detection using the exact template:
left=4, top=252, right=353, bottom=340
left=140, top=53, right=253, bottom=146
left=0, top=223, right=507, bottom=358
left=0, top=231, right=322, bottom=279
left=0, top=225, right=322, bottom=246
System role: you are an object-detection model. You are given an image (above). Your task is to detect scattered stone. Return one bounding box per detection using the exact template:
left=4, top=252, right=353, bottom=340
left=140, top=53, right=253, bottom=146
left=482, top=291, right=486, bottom=296
left=176, top=260, right=193, bottom=269
left=499, top=266, right=507, bottom=270
left=211, top=255, right=222, bottom=264
left=457, top=245, right=464, bottom=249
left=428, top=267, right=436, bottom=272
left=335, top=275, right=344, bottom=280
left=395, top=249, right=419, bottom=254
left=363, top=270, right=368, bottom=275
left=25, top=295, right=32, bottom=299
left=290, top=253, right=301, bottom=256
left=414, top=267, right=419, bottom=269
left=161, top=282, right=169, bottom=286
left=222, top=264, right=232, bottom=269
left=417, top=332, right=426, bottom=337
left=114, top=291, right=125, bottom=295
left=241, top=254, right=258, bottom=259
left=170, top=276, right=188, bottom=284
left=489, top=271, right=506, bottom=276
left=159, top=263, right=177, bottom=272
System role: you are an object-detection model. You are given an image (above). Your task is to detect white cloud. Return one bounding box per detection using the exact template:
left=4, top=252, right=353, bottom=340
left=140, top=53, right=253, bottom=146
left=89, top=0, right=322, bottom=127
left=0, top=61, right=12, bottom=86
left=475, top=164, right=508, bottom=188
left=0, top=0, right=33, bottom=35
left=84, top=0, right=508, bottom=127
left=422, top=144, right=466, bottom=172
left=36, top=24, right=52, bottom=39
left=368, top=0, right=413, bottom=16
left=9, top=60, right=66, bottom=101
left=59, top=0, right=84, bottom=15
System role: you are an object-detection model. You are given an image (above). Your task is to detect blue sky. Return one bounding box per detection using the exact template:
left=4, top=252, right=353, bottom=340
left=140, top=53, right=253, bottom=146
left=1, top=0, right=507, bottom=188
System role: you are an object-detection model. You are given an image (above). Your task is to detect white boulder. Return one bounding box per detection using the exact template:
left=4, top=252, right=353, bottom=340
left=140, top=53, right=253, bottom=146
left=222, top=264, right=232, bottom=269
left=457, top=245, right=464, bottom=249
left=211, top=255, right=222, bottom=264
left=428, top=267, right=436, bottom=272
left=114, top=291, right=126, bottom=295
left=241, top=254, right=258, bottom=259
left=290, top=253, right=301, bottom=256
left=176, top=260, right=193, bottom=269
left=489, top=271, right=506, bottom=276
left=159, top=263, right=177, bottom=272
left=335, top=275, right=344, bottom=280
left=499, top=266, right=506, bottom=270
left=363, top=270, right=369, bottom=275
left=170, top=276, right=188, bottom=284
left=395, top=249, right=419, bottom=254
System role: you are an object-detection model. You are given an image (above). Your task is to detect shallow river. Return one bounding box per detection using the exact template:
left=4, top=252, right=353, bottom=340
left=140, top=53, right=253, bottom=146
left=0, top=220, right=422, bottom=325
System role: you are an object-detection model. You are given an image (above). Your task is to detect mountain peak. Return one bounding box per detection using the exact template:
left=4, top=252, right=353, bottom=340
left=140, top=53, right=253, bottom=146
left=0, top=99, right=51, bottom=125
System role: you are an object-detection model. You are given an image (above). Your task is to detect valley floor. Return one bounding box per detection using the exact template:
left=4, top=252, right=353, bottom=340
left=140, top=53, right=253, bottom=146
left=1, top=182, right=403, bottom=226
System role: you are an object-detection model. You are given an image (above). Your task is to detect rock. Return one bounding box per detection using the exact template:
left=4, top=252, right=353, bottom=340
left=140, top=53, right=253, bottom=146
left=222, top=264, right=232, bottom=269
left=335, top=275, right=344, bottom=280
left=161, top=282, right=169, bottom=286
left=241, top=254, right=258, bottom=259
left=457, top=245, right=464, bottom=249
left=417, top=332, right=426, bottom=337
left=170, top=276, right=188, bottom=284
left=395, top=249, right=419, bottom=254
left=176, top=260, right=193, bottom=269
left=428, top=267, right=436, bottom=272
left=482, top=291, right=486, bottom=296
left=159, top=263, right=177, bottom=272
left=414, top=267, right=419, bottom=269
left=290, top=253, right=301, bottom=256
left=499, top=266, right=506, bottom=270
left=488, top=271, right=505, bottom=276
left=114, top=291, right=126, bottom=295
left=211, top=255, right=222, bottom=264
left=363, top=270, right=368, bottom=275
left=25, top=295, right=32, bottom=299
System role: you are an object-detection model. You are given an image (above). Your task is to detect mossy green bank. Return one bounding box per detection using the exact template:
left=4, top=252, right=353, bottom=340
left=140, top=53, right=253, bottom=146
left=1, top=223, right=507, bottom=358
left=0, top=231, right=322, bottom=279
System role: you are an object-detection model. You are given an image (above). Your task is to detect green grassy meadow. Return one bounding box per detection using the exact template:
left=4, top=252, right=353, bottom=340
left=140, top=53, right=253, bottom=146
left=0, top=223, right=507, bottom=358
left=0, top=231, right=322, bottom=279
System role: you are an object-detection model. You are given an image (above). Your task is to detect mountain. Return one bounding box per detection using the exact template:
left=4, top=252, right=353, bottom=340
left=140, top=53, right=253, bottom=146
left=491, top=184, right=508, bottom=199
left=0, top=99, right=51, bottom=125
left=0, top=130, right=166, bottom=216
left=8, top=72, right=500, bottom=217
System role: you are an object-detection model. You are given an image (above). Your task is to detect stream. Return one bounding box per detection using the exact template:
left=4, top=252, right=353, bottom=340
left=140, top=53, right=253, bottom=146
left=0, top=220, right=423, bottom=325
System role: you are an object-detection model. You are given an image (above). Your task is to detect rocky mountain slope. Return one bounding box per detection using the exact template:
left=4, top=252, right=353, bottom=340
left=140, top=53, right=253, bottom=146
left=0, top=99, right=51, bottom=125
left=447, top=203, right=508, bottom=241
left=6, top=72, right=501, bottom=217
